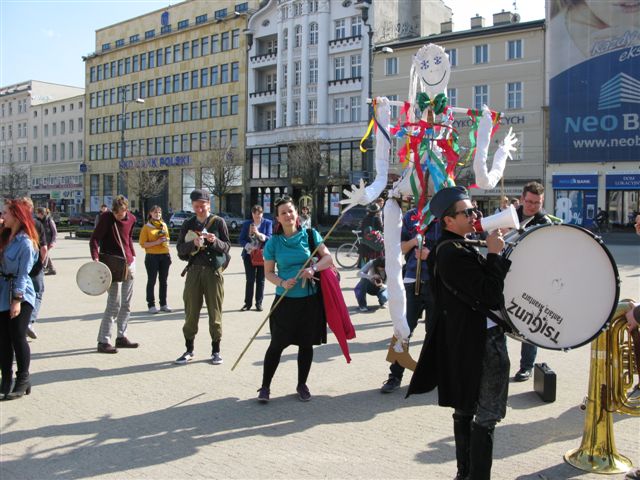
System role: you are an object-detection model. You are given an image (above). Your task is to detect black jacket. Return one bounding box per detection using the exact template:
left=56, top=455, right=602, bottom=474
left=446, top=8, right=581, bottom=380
left=407, top=229, right=511, bottom=411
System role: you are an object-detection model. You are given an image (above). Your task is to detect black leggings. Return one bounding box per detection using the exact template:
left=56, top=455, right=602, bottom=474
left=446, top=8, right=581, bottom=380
left=261, top=341, right=313, bottom=388
left=0, top=302, right=34, bottom=380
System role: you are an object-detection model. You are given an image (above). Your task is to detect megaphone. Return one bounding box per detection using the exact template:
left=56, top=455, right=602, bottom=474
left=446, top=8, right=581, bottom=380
left=476, top=205, right=519, bottom=233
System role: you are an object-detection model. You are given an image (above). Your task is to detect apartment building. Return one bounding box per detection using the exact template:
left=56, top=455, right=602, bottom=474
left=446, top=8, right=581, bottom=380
left=245, top=0, right=450, bottom=219
left=0, top=81, right=84, bottom=205
left=84, top=0, right=258, bottom=215
left=374, top=12, right=545, bottom=214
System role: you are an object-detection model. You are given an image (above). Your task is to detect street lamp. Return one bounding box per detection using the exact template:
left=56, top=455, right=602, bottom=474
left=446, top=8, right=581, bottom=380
left=120, top=87, right=145, bottom=168
left=356, top=1, right=374, bottom=180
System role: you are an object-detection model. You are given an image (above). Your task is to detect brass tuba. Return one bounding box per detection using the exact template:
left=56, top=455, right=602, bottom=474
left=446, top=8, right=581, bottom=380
left=564, top=300, right=640, bottom=474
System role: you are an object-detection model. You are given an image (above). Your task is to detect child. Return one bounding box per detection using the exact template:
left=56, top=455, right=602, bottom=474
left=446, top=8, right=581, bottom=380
left=354, top=257, right=387, bottom=312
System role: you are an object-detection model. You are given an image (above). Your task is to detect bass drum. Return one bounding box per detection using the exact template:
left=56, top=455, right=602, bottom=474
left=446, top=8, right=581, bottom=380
left=500, top=224, right=619, bottom=350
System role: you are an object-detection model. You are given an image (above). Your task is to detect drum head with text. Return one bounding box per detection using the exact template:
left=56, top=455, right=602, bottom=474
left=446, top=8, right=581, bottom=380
left=76, top=261, right=112, bottom=296
left=502, top=224, right=619, bottom=350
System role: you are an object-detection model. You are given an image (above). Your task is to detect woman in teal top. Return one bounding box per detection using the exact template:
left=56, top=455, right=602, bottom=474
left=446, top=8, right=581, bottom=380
left=259, top=196, right=333, bottom=403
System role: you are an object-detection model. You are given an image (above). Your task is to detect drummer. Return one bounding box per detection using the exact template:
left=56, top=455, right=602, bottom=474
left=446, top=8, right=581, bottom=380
left=513, top=181, right=553, bottom=382
left=407, top=186, right=511, bottom=480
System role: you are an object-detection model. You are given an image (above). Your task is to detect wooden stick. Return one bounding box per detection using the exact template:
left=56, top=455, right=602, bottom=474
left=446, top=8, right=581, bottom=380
left=231, top=210, right=348, bottom=371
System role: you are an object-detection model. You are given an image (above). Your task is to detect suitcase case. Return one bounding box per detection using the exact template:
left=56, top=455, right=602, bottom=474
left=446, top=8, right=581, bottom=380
left=534, top=363, right=556, bottom=402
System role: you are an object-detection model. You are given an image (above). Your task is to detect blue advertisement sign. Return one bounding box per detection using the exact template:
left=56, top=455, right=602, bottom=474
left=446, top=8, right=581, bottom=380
left=552, top=174, right=598, bottom=189
left=605, top=173, right=640, bottom=189
left=554, top=189, right=598, bottom=226
left=547, top=3, right=640, bottom=164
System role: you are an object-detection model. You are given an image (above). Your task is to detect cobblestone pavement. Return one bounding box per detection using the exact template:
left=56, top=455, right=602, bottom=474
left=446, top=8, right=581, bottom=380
left=0, top=237, right=638, bottom=480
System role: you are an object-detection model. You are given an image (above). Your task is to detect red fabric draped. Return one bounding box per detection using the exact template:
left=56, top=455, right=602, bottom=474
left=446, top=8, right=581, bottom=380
left=319, top=268, right=356, bottom=363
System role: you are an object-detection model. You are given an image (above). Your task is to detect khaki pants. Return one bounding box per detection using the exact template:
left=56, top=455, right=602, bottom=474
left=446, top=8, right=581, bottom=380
left=182, top=265, right=224, bottom=344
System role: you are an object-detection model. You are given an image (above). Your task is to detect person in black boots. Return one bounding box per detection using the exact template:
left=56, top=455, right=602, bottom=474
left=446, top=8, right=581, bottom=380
left=0, top=199, right=39, bottom=400
left=407, top=187, right=511, bottom=480
left=174, top=189, right=230, bottom=366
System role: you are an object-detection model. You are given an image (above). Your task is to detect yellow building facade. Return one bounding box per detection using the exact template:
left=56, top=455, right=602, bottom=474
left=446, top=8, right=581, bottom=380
left=84, top=0, right=257, bottom=216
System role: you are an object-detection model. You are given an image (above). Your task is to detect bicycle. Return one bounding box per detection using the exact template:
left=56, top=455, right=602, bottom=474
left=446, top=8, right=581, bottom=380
left=335, top=230, right=362, bottom=269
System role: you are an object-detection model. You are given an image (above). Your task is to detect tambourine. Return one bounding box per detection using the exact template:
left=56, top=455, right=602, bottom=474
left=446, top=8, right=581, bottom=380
left=76, top=261, right=112, bottom=296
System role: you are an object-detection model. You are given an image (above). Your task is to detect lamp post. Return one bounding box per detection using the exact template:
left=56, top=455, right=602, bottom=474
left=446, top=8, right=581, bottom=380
left=356, top=1, right=374, bottom=180
left=120, top=87, right=145, bottom=168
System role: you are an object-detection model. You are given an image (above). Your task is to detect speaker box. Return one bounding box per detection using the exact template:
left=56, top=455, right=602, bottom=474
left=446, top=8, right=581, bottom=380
left=534, top=362, right=556, bottom=403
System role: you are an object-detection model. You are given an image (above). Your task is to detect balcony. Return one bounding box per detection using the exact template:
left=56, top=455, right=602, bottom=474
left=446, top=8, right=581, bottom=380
left=250, top=51, right=277, bottom=68
left=328, top=35, right=362, bottom=54
left=328, top=76, right=362, bottom=95
left=249, top=89, right=276, bottom=105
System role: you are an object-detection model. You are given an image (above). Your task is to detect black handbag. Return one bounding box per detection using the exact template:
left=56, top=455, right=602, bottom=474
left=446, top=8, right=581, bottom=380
left=99, top=253, right=128, bottom=282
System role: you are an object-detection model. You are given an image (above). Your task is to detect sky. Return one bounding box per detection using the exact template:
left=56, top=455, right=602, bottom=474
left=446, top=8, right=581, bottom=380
left=0, top=0, right=546, bottom=88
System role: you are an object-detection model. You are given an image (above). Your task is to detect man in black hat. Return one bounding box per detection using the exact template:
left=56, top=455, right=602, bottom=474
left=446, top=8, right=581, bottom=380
left=174, top=189, right=230, bottom=365
left=407, top=186, right=511, bottom=480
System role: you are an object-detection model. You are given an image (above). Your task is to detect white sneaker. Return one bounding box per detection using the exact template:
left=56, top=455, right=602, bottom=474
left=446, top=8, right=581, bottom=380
left=358, top=306, right=369, bottom=313
left=210, top=352, right=223, bottom=365
left=175, top=351, right=194, bottom=364
left=160, top=305, right=172, bottom=312
left=148, top=306, right=159, bottom=314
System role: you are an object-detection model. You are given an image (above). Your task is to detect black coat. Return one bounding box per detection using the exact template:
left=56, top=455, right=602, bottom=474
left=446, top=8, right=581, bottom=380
left=407, top=229, right=511, bottom=411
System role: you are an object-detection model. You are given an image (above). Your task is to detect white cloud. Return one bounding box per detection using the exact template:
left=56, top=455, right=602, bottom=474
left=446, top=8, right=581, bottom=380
left=41, top=28, right=59, bottom=38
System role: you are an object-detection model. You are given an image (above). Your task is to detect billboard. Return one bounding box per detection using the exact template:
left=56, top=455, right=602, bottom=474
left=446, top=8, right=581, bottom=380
left=548, top=2, right=640, bottom=163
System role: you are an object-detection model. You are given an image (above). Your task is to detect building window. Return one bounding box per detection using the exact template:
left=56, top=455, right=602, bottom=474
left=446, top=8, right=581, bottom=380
left=183, top=41, right=191, bottom=60
left=221, top=64, right=229, bottom=83
left=385, top=57, right=398, bottom=76
left=308, top=99, right=317, bottom=124
left=293, top=101, right=300, bottom=125
left=282, top=29, right=288, bottom=50
left=231, top=95, right=238, bottom=115
left=350, top=96, right=361, bottom=122
left=447, top=88, right=457, bottom=107
left=508, top=39, right=522, bottom=60
left=115, top=38, right=124, bottom=48
left=235, top=2, right=248, bottom=13
left=210, top=99, right=219, bottom=118
left=214, top=8, right=227, bottom=20
left=294, top=61, right=301, bottom=86
left=129, top=34, right=139, bottom=43
left=474, top=44, right=489, bottom=64
left=196, top=14, right=207, bottom=25
left=309, top=0, right=318, bottom=12
left=445, top=48, right=457, bottom=67
left=294, top=25, right=302, bottom=48
left=161, top=24, right=171, bottom=34
left=145, top=29, right=155, bottom=39
left=351, top=54, right=361, bottom=78
left=221, top=97, right=229, bottom=116
left=102, top=43, right=111, bottom=52
left=309, top=59, right=318, bottom=84
left=507, top=81, right=522, bottom=109
left=231, top=62, right=239, bottom=82
left=309, top=22, right=318, bottom=45
left=178, top=19, right=189, bottom=29
left=351, top=16, right=362, bottom=36
left=211, top=34, right=219, bottom=53
left=33, top=147, right=38, bottom=162
left=334, top=98, right=345, bottom=123
left=334, top=57, right=345, bottom=80
left=474, top=85, right=489, bottom=109
left=335, top=19, right=346, bottom=39
left=221, top=32, right=230, bottom=51
left=232, top=29, right=240, bottom=49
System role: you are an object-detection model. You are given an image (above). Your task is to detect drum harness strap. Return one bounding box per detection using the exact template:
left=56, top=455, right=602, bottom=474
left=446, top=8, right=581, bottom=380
left=433, top=239, right=512, bottom=333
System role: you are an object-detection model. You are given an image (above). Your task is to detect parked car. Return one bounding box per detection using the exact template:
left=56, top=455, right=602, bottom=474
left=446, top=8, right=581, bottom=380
left=337, top=205, right=367, bottom=231
left=52, top=212, right=70, bottom=226
left=169, top=211, right=192, bottom=228
left=69, top=212, right=96, bottom=226
left=216, top=212, right=244, bottom=231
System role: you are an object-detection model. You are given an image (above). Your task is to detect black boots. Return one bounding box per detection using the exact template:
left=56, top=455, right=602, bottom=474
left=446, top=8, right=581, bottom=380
left=6, top=373, right=31, bottom=400
left=467, top=422, right=495, bottom=480
left=0, top=372, right=13, bottom=400
left=453, top=414, right=472, bottom=480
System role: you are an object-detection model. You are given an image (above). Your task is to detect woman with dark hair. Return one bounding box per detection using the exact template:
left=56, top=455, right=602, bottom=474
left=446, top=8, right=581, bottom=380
left=139, top=205, right=172, bottom=314
left=239, top=205, right=273, bottom=312
left=0, top=199, right=39, bottom=400
left=258, top=196, right=333, bottom=403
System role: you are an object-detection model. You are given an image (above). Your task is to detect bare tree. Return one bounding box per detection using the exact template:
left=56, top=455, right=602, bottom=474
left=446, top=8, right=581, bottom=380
left=201, top=145, right=242, bottom=212
left=287, top=136, right=326, bottom=225
left=0, top=162, right=29, bottom=200
left=125, top=169, right=168, bottom=220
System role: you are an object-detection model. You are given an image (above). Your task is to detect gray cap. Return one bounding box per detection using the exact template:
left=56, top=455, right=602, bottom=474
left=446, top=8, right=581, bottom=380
left=429, top=186, right=469, bottom=218
left=190, top=189, right=211, bottom=202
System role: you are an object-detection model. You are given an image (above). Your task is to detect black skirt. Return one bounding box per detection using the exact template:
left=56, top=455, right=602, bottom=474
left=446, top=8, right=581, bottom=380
left=269, top=293, right=327, bottom=347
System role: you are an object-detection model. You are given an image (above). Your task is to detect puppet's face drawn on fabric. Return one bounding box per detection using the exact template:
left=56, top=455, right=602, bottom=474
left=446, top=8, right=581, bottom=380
left=414, top=44, right=451, bottom=97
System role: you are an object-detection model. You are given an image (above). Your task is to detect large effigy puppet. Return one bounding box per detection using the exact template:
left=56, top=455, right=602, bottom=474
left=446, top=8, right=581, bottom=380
left=340, top=43, right=517, bottom=355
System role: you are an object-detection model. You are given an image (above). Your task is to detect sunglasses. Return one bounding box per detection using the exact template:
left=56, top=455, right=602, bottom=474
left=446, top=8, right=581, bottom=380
left=454, top=207, right=479, bottom=218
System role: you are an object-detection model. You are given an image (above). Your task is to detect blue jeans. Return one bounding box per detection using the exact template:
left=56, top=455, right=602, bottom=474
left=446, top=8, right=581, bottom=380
left=519, top=342, right=537, bottom=371
left=242, top=254, right=265, bottom=308
left=29, top=270, right=45, bottom=325
left=354, top=278, right=388, bottom=308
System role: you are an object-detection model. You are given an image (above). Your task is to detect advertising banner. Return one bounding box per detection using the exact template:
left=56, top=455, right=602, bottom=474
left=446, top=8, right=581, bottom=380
left=548, top=3, right=640, bottom=164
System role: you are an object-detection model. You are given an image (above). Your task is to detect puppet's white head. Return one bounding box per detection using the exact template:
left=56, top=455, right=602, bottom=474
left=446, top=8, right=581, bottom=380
left=413, top=44, right=451, bottom=98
